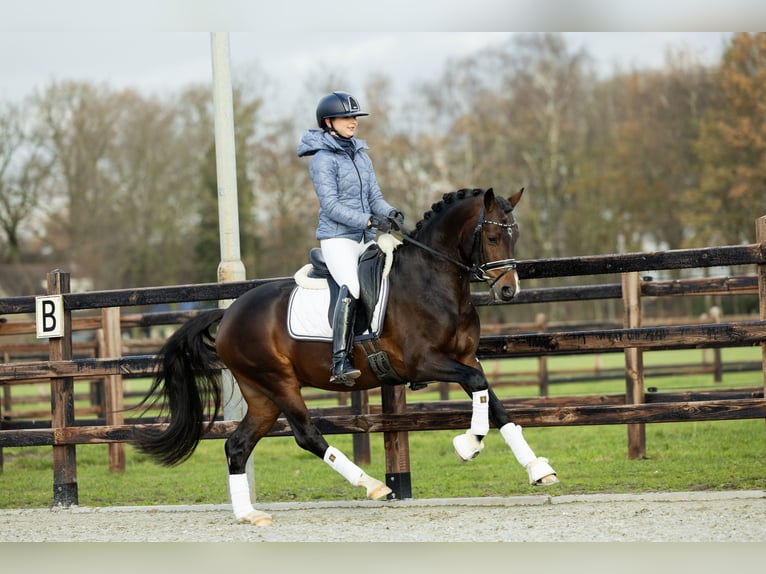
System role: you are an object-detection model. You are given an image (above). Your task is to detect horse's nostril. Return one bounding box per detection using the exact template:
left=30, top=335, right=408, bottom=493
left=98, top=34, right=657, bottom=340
left=501, top=286, right=515, bottom=300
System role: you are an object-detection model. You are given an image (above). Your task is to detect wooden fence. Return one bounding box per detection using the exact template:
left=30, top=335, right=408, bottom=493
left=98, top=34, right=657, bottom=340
left=2, top=217, right=766, bottom=505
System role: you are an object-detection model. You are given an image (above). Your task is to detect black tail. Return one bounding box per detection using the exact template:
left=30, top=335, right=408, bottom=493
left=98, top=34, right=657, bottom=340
left=134, top=308, right=226, bottom=466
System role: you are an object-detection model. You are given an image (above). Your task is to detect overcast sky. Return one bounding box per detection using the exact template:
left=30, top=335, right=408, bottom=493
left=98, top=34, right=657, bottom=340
left=0, top=31, right=733, bottom=112
left=0, top=1, right=761, bottom=120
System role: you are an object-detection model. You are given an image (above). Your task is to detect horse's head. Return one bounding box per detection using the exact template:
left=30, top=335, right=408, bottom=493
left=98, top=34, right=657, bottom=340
left=469, top=187, right=523, bottom=302
left=405, top=187, right=523, bottom=302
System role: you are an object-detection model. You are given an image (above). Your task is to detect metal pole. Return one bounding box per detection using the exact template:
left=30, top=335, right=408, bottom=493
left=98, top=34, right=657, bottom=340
left=210, top=32, right=247, bottom=422
left=210, top=33, right=255, bottom=496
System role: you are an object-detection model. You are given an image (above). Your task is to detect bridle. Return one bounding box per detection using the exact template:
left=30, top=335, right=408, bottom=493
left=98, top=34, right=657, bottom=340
left=399, top=205, right=518, bottom=287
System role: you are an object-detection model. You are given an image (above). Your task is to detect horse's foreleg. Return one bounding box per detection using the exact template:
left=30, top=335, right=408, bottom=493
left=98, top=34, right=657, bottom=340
left=452, top=364, right=491, bottom=461
left=453, top=382, right=559, bottom=486
left=499, top=422, right=559, bottom=486
left=485, top=388, right=559, bottom=486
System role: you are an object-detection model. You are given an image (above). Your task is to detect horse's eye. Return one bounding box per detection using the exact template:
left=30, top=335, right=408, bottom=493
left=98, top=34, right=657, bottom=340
left=487, top=236, right=499, bottom=245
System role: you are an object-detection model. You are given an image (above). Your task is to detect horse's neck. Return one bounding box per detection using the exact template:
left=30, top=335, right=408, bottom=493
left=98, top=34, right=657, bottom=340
left=391, top=239, right=473, bottom=310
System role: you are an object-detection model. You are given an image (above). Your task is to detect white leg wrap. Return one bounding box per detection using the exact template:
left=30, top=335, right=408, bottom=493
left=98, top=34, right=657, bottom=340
left=229, top=473, right=254, bottom=518
left=500, top=423, right=558, bottom=485
left=470, top=389, right=490, bottom=436
left=324, top=446, right=391, bottom=499
left=452, top=430, right=484, bottom=461
left=500, top=422, right=537, bottom=467
left=228, top=473, right=272, bottom=525
left=324, top=446, right=364, bottom=486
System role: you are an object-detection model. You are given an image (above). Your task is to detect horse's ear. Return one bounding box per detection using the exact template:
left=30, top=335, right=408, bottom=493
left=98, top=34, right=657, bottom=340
left=508, top=187, right=524, bottom=208
left=484, top=188, right=495, bottom=209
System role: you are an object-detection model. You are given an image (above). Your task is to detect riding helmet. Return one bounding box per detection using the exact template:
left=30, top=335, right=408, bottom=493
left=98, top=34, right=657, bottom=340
left=316, top=91, right=369, bottom=129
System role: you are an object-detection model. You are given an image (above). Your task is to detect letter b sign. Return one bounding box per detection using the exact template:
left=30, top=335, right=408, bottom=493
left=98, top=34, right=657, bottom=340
left=36, top=295, right=64, bottom=338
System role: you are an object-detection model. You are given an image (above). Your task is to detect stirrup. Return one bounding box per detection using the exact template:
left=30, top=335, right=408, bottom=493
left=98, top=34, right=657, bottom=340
left=330, top=358, right=361, bottom=386
left=330, top=369, right=360, bottom=387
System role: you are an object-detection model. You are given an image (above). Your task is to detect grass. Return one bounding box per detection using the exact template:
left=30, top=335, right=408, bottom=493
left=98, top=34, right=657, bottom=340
left=1, top=348, right=765, bottom=509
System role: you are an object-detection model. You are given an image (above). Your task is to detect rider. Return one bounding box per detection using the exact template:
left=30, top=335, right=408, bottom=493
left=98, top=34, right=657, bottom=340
left=297, top=91, right=404, bottom=386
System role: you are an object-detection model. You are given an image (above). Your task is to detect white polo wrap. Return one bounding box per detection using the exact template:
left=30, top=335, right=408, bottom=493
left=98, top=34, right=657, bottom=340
left=500, top=422, right=536, bottom=468
left=470, top=389, right=490, bottom=436
left=324, top=446, right=364, bottom=486
left=228, top=473, right=254, bottom=519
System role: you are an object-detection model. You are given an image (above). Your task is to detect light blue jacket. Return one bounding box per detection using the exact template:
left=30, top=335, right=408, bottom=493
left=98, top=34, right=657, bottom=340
left=297, top=129, right=395, bottom=242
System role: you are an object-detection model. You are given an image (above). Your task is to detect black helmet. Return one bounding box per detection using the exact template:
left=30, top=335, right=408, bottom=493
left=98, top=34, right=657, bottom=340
left=316, top=91, right=369, bottom=129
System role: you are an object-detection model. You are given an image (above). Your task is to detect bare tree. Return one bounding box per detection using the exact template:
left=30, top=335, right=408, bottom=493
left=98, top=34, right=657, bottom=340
left=0, top=101, right=53, bottom=263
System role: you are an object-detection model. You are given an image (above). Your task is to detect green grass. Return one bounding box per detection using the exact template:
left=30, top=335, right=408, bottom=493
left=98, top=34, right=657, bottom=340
left=2, top=420, right=764, bottom=509
left=1, top=347, right=765, bottom=509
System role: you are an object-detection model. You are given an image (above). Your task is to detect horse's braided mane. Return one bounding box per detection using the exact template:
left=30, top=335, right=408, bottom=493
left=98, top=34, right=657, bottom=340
left=409, top=187, right=511, bottom=237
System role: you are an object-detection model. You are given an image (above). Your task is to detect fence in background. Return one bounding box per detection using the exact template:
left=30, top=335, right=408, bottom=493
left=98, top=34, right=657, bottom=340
left=2, top=216, right=766, bottom=504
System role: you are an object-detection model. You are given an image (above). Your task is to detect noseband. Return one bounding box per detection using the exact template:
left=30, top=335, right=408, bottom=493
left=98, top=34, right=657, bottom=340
left=400, top=206, right=518, bottom=286
left=469, top=206, right=518, bottom=286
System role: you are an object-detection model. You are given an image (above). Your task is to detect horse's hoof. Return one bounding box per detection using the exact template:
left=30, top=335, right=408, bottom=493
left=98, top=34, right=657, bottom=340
left=368, top=483, right=393, bottom=500
left=452, top=431, right=484, bottom=462
left=534, top=473, right=560, bottom=486
left=359, top=473, right=392, bottom=500
left=525, top=457, right=559, bottom=486
left=238, top=509, right=273, bottom=526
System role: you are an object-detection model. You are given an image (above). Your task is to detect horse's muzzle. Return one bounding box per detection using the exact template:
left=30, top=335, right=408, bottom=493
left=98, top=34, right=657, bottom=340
left=482, top=261, right=519, bottom=302
left=499, top=284, right=517, bottom=301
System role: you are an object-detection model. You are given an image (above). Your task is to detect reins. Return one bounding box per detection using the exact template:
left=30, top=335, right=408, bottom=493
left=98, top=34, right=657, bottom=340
left=398, top=232, right=478, bottom=276
left=395, top=206, right=518, bottom=285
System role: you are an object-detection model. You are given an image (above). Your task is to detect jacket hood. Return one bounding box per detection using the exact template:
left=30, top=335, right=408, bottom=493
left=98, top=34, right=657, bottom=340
left=297, top=129, right=368, bottom=158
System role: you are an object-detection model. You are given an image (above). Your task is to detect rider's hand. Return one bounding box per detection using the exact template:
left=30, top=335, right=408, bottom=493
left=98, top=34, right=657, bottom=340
left=388, top=209, right=405, bottom=230
left=369, top=214, right=393, bottom=233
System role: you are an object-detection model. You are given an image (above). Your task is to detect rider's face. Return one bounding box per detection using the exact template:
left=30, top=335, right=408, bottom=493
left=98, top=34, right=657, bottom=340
left=327, top=115, right=358, bottom=138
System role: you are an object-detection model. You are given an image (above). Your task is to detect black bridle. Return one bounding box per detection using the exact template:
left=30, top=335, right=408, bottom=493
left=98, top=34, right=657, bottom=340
left=399, top=206, right=518, bottom=286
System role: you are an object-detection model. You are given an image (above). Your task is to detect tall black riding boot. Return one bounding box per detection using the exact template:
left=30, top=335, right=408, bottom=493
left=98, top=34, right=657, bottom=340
left=330, top=285, right=362, bottom=386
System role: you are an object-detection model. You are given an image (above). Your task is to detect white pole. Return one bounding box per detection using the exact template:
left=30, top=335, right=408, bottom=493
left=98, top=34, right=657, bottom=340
left=211, top=32, right=246, bottom=290
left=210, top=33, right=252, bottom=487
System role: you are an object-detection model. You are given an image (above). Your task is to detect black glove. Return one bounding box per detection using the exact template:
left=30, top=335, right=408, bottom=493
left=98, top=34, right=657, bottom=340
left=388, top=209, right=405, bottom=230
left=369, top=214, right=393, bottom=233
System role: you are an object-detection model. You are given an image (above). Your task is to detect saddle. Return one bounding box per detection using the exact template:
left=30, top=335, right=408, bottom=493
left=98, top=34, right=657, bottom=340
left=290, top=235, right=416, bottom=387
left=306, top=244, right=384, bottom=336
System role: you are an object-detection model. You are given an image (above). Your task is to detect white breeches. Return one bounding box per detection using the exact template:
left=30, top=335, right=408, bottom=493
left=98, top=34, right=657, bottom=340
left=320, top=237, right=374, bottom=299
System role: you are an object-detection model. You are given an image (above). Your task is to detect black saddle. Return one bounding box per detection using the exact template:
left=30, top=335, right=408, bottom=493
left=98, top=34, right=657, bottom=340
left=307, top=244, right=386, bottom=336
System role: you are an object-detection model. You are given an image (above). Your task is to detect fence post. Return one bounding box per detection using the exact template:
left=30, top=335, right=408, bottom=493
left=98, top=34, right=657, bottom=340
left=622, top=271, right=646, bottom=459
left=351, top=389, right=371, bottom=465
left=0, top=350, right=5, bottom=472
left=710, top=306, right=723, bottom=382
left=381, top=385, right=412, bottom=499
left=47, top=270, right=78, bottom=506
left=535, top=313, right=549, bottom=396
left=756, top=216, right=766, bottom=396
left=101, top=307, right=125, bottom=473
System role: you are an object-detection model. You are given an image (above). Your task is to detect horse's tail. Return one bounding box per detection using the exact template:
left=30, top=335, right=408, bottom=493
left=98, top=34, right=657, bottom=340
left=133, top=308, right=226, bottom=466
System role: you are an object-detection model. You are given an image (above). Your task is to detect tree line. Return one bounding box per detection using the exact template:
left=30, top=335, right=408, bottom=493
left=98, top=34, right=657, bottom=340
left=1, top=33, right=763, bottom=319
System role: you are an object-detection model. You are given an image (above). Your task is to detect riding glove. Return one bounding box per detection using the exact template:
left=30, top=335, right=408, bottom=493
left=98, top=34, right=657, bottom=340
left=388, top=209, right=405, bottom=230
left=369, top=214, right=393, bottom=233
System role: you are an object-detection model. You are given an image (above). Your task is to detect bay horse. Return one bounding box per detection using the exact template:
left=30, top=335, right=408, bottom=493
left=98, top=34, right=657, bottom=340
left=134, top=187, right=558, bottom=526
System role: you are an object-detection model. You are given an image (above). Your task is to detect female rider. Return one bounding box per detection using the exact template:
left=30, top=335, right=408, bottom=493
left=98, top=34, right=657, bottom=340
left=297, top=91, right=404, bottom=385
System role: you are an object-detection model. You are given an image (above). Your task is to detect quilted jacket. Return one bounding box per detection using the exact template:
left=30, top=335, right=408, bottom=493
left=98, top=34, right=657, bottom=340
left=297, top=129, right=395, bottom=242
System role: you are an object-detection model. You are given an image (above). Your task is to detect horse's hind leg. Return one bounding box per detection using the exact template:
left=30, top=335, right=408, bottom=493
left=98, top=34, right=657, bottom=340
left=225, top=388, right=281, bottom=526
left=276, top=387, right=392, bottom=501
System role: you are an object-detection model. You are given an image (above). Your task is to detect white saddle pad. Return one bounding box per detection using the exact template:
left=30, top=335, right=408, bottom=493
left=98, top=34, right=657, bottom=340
left=287, top=278, right=390, bottom=342
left=287, top=234, right=400, bottom=342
